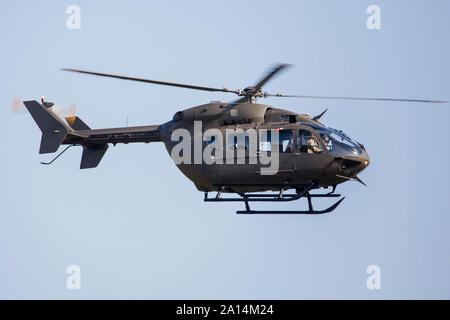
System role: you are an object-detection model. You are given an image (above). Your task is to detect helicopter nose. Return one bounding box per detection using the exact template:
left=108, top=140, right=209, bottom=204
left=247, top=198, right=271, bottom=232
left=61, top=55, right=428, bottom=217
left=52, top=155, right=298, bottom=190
left=361, top=147, right=370, bottom=165
left=334, top=148, right=370, bottom=178
left=355, top=148, right=370, bottom=174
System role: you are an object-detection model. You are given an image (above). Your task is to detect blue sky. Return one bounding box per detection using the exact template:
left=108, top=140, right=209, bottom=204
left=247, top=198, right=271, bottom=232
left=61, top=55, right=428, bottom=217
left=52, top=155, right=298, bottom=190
left=0, top=0, right=449, bottom=299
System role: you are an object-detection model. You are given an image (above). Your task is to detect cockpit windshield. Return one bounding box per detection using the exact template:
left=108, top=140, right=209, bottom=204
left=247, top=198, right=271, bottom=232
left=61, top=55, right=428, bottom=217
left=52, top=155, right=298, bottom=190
left=301, top=123, right=362, bottom=157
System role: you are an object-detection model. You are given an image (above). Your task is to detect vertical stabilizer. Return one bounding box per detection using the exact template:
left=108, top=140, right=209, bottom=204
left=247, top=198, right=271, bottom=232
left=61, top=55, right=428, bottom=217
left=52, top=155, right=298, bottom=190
left=23, top=100, right=70, bottom=154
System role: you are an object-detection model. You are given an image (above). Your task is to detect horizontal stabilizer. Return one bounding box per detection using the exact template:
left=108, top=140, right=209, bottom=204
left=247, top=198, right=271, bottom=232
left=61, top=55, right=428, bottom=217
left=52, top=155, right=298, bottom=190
left=80, top=144, right=108, bottom=169
left=65, top=116, right=91, bottom=130
left=24, top=100, right=69, bottom=154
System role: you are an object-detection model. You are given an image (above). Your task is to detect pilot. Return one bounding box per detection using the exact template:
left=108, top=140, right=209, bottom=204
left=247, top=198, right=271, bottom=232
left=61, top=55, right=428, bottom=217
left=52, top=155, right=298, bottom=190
left=299, top=131, right=313, bottom=153
left=306, top=137, right=321, bottom=154
left=321, top=134, right=331, bottom=150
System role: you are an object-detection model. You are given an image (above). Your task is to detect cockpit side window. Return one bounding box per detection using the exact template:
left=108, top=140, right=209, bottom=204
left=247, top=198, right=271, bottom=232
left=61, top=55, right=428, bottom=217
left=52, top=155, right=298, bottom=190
left=279, top=130, right=294, bottom=153
left=298, top=129, right=322, bottom=154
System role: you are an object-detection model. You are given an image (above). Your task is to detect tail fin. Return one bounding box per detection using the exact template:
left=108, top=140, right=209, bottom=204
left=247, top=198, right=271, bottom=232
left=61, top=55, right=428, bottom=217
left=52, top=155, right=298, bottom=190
left=23, top=100, right=70, bottom=154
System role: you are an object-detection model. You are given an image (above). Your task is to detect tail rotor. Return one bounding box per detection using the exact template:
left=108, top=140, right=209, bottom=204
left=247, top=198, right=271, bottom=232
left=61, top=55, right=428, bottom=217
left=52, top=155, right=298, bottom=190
left=12, top=96, right=77, bottom=118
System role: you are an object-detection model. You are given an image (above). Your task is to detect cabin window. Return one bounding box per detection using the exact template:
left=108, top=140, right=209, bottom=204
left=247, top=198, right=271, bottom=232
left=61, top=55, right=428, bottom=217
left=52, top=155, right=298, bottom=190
left=298, top=130, right=322, bottom=154
left=258, top=130, right=272, bottom=152
left=227, top=132, right=250, bottom=150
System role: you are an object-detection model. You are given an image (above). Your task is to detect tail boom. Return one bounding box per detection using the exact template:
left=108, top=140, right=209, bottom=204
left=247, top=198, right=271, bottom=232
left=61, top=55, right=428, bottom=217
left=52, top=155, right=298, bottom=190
left=24, top=100, right=161, bottom=168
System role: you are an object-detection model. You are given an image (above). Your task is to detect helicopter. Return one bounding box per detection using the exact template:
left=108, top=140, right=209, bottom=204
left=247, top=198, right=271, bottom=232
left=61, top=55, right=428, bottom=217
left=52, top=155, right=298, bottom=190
left=21, top=64, right=447, bottom=214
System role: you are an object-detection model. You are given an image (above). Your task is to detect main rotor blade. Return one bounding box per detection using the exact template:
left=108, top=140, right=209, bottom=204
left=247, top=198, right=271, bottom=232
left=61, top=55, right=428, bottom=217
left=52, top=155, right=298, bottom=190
left=254, top=63, right=292, bottom=91
left=269, top=94, right=447, bottom=103
left=62, top=68, right=232, bottom=93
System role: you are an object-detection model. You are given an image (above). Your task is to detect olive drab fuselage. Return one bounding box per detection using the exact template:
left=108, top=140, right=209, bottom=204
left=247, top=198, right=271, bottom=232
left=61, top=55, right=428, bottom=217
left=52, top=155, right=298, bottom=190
left=158, top=102, right=370, bottom=193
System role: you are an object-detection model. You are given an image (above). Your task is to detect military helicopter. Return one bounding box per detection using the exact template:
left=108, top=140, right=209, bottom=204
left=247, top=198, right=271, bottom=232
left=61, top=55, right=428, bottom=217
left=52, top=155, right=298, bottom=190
left=21, top=64, right=446, bottom=214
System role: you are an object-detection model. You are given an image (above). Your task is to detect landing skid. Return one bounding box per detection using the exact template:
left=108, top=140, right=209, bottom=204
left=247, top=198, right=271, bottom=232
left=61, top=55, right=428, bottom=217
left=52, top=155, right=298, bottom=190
left=203, top=185, right=345, bottom=214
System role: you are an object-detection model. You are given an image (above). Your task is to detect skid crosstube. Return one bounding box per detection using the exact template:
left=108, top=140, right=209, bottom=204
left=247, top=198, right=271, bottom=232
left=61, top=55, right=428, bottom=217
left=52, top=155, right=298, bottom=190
left=203, top=184, right=345, bottom=214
